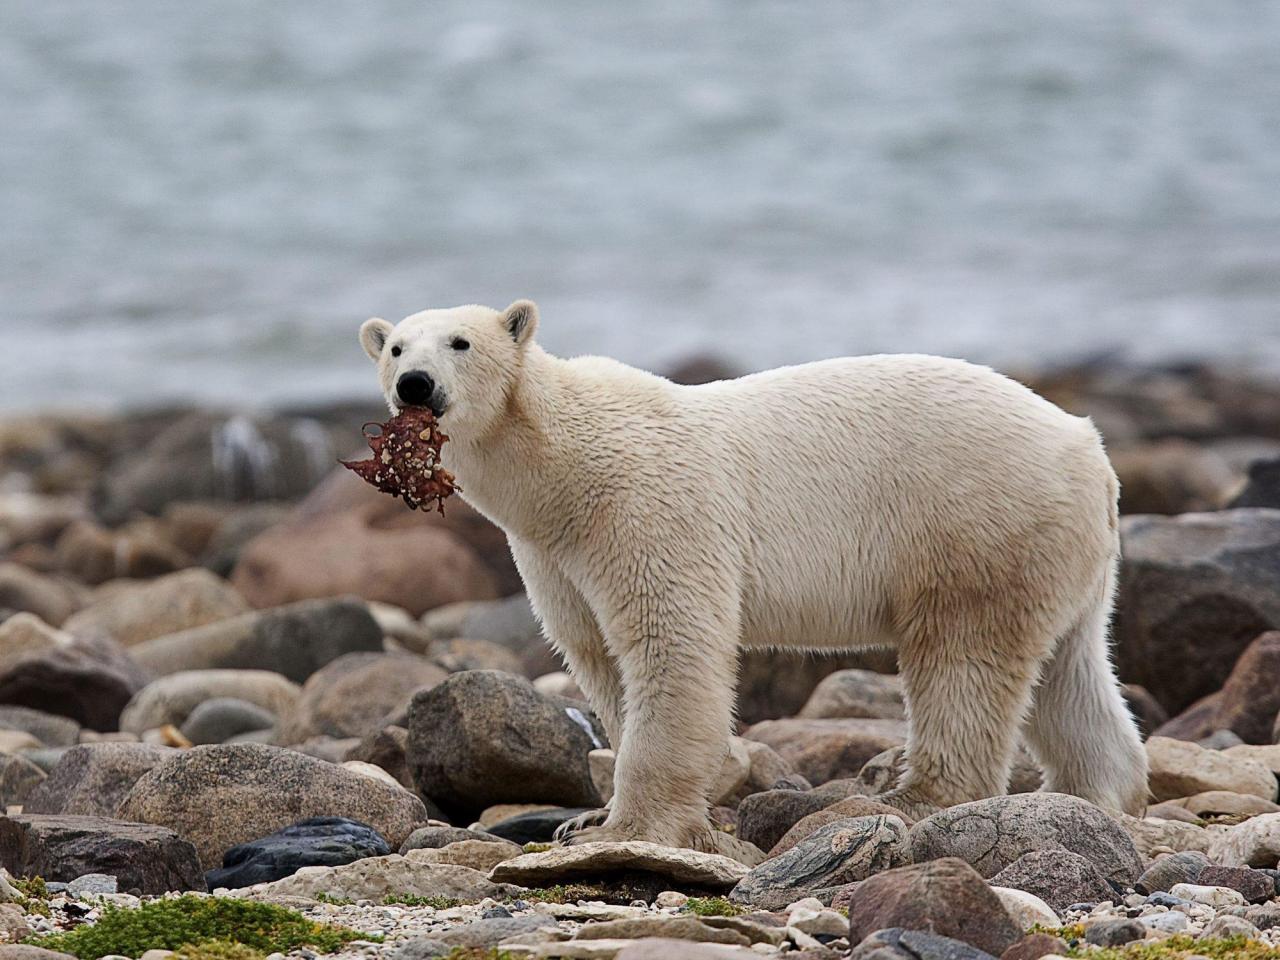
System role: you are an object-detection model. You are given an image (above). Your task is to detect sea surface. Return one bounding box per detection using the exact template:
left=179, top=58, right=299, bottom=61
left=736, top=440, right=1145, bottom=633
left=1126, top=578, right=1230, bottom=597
left=2, top=1, right=1279, bottom=412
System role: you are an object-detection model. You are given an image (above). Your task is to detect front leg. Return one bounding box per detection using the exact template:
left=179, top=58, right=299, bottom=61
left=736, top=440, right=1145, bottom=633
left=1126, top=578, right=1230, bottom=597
left=579, top=562, right=742, bottom=851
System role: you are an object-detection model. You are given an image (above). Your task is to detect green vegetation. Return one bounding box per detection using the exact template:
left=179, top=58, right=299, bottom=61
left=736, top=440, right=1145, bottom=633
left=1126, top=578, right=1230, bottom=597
left=682, top=896, right=745, bottom=917
left=173, top=943, right=267, bottom=960
left=312, top=892, right=354, bottom=906
left=1064, top=935, right=1280, bottom=960
left=8, top=875, right=51, bottom=917
left=440, top=950, right=522, bottom=960
left=31, top=895, right=370, bottom=959
left=382, top=893, right=462, bottom=908
left=507, top=884, right=610, bottom=904
left=522, top=842, right=554, bottom=853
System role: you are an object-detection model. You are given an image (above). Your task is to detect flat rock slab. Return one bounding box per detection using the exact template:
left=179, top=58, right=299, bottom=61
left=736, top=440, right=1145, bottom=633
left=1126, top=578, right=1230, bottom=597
left=205, top=816, right=392, bottom=889
left=236, top=853, right=515, bottom=901
left=0, top=814, right=205, bottom=894
left=574, top=916, right=749, bottom=946
left=489, top=841, right=750, bottom=891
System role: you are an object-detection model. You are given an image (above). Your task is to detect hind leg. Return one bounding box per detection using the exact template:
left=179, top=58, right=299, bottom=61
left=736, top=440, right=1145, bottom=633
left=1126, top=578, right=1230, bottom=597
left=880, top=615, right=1049, bottom=819
left=1023, top=571, right=1148, bottom=814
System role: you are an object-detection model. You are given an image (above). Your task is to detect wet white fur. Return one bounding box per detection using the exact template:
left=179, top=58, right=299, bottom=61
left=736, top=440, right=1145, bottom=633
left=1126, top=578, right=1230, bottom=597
left=360, top=301, right=1148, bottom=847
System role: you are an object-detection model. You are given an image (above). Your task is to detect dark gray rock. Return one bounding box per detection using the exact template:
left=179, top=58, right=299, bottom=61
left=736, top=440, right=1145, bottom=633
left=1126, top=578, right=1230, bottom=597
left=851, top=927, right=997, bottom=960
left=989, top=849, right=1116, bottom=912
left=0, top=754, right=46, bottom=807
left=1199, top=865, right=1275, bottom=903
left=1229, top=458, right=1280, bottom=509
left=180, top=697, right=277, bottom=745
left=0, top=634, right=146, bottom=731
left=0, top=814, right=205, bottom=894
left=24, top=743, right=176, bottom=817
left=1116, top=509, right=1280, bottom=713
left=206, top=816, right=391, bottom=889
left=484, top=807, right=597, bottom=845
left=405, top=671, right=604, bottom=822
left=388, top=939, right=452, bottom=960
left=730, top=816, right=908, bottom=910
left=1084, top=919, right=1145, bottom=948
left=1135, top=851, right=1209, bottom=894
left=736, top=788, right=845, bottom=852
left=129, top=597, right=384, bottom=684
left=848, top=858, right=1020, bottom=957
left=0, top=705, right=80, bottom=746
left=907, top=793, right=1143, bottom=884
left=399, top=825, right=496, bottom=853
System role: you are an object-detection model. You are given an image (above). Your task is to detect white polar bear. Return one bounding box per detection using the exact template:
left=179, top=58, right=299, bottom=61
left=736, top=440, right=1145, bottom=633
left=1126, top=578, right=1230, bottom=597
left=359, top=300, right=1148, bottom=849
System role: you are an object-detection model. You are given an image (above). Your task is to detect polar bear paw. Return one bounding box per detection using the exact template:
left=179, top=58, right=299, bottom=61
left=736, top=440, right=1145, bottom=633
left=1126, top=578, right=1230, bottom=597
left=872, top=786, right=945, bottom=822
left=552, top=806, right=611, bottom=843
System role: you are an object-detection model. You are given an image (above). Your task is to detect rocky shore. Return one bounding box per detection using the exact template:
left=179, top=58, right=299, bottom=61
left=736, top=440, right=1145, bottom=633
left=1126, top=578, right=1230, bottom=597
left=1, top=359, right=1280, bottom=960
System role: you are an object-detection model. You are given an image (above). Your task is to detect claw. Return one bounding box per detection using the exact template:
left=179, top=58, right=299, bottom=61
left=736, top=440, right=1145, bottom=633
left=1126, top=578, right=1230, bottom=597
left=552, top=806, right=610, bottom=843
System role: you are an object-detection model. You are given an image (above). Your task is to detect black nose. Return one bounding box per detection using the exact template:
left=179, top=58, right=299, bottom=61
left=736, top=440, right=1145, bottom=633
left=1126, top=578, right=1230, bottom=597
left=396, top=371, right=435, bottom=407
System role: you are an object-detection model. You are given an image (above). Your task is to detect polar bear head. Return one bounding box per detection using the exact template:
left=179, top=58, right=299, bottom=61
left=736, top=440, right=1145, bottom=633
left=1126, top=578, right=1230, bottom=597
left=359, top=300, right=539, bottom=435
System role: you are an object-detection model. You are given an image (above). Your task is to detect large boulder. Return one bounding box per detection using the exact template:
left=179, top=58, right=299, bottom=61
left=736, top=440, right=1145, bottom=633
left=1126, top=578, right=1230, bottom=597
left=24, top=743, right=176, bottom=816
left=1212, top=632, right=1280, bottom=744
left=846, top=857, right=1021, bottom=957
left=1116, top=509, right=1280, bottom=713
left=119, top=669, right=301, bottom=734
left=729, top=815, right=909, bottom=909
left=115, top=743, right=428, bottom=869
left=989, top=849, right=1117, bottom=912
left=63, top=569, right=247, bottom=647
left=206, top=816, right=392, bottom=889
left=1146, top=736, right=1277, bottom=802
left=0, top=814, right=205, bottom=894
left=0, top=630, right=146, bottom=731
left=907, top=793, right=1143, bottom=884
left=275, top=652, right=447, bottom=744
left=128, top=597, right=384, bottom=681
left=405, top=670, right=604, bottom=821
left=740, top=717, right=907, bottom=784
left=231, top=504, right=498, bottom=616
left=797, top=670, right=905, bottom=720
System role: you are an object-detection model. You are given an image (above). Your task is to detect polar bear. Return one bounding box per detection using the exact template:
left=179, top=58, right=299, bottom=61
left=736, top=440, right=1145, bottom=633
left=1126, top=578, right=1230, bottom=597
left=359, top=300, right=1148, bottom=849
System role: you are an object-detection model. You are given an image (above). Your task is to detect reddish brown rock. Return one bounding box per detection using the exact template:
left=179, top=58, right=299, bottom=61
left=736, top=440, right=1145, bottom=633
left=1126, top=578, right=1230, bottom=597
left=742, top=717, right=906, bottom=785
left=847, top=857, right=1021, bottom=956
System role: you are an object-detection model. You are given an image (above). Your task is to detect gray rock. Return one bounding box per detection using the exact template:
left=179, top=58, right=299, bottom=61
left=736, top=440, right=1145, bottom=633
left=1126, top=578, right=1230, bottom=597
left=736, top=788, right=856, bottom=852
left=574, top=916, right=750, bottom=946
left=851, top=928, right=998, bottom=960
left=0, top=705, right=81, bottom=746
left=741, top=717, right=907, bottom=785
left=119, top=669, right=301, bottom=734
left=1116, top=509, right=1280, bottom=713
left=241, top=853, right=512, bottom=901
left=405, top=670, right=604, bottom=821
left=0, top=814, right=205, bottom=894
left=438, top=594, right=558, bottom=679
left=399, top=825, right=496, bottom=853
left=115, top=743, right=427, bottom=869
left=1135, top=851, right=1210, bottom=894
left=1084, top=918, right=1145, bottom=947
left=129, top=597, right=384, bottom=682
left=24, top=743, right=176, bottom=817
left=1229, top=458, right=1280, bottom=509
left=388, top=939, right=452, bottom=960
left=730, top=815, right=908, bottom=910
left=989, top=849, right=1115, bottom=912
left=275, top=652, right=447, bottom=744
left=346, top=725, right=412, bottom=789
left=67, top=873, right=118, bottom=898
left=907, top=793, right=1143, bottom=884
left=436, top=915, right=560, bottom=947
left=0, top=754, right=46, bottom=807
left=179, top=697, right=277, bottom=745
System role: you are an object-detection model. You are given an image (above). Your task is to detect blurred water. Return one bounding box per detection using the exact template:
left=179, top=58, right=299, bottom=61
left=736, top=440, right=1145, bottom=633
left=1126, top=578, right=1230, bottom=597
left=1, top=0, right=1278, bottom=411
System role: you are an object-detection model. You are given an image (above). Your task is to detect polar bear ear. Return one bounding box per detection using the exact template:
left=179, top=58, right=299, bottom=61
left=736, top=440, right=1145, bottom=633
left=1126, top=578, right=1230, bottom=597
left=359, top=318, right=393, bottom=361
left=502, top=300, right=539, bottom=345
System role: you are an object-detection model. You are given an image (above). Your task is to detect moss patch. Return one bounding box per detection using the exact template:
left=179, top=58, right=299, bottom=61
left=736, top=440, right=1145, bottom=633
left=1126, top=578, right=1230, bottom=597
left=383, top=894, right=462, bottom=908
left=173, top=943, right=267, bottom=960
left=683, top=897, right=745, bottom=917
left=440, top=950, right=523, bottom=960
left=31, top=895, right=369, bottom=958
left=522, top=842, right=554, bottom=853
left=1065, top=936, right=1280, bottom=960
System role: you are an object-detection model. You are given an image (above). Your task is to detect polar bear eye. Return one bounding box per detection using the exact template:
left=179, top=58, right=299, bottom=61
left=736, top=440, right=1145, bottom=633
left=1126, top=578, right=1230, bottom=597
left=390, top=345, right=401, bottom=357
left=451, top=338, right=470, bottom=351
